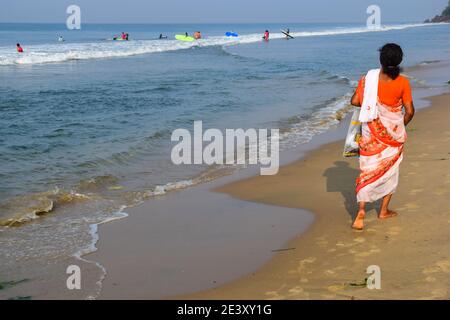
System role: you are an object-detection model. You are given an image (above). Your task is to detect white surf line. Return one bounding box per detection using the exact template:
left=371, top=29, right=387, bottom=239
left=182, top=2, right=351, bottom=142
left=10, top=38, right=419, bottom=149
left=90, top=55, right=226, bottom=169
left=71, top=180, right=194, bottom=299
left=72, top=207, right=129, bottom=300
left=207, top=22, right=439, bottom=44
left=0, top=23, right=441, bottom=66
left=255, top=23, right=440, bottom=42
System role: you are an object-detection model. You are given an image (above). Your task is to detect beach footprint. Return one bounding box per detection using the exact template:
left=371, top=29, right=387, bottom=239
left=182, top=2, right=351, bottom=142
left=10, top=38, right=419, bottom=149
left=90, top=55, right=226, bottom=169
left=315, top=236, right=329, bottom=248
left=422, top=260, right=450, bottom=275
left=410, top=188, right=424, bottom=196
left=353, top=237, right=366, bottom=244
left=336, top=241, right=358, bottom=249
left=328, top=284, right=345, bottom=293
left=265, top=284, right=287, bottom=300
left=417, top=153, right=430, bottom=158
left=355, top=247, right=381, bottom=258
left=297, top=257, right=316, bottom=275
left=410, top=162, right=420, bottom=168
left=428, top=288, right=448, bottom=299
left=397, top=203, right=419, bottom=212
left=288, top=286, right=309, bottom=299
left=386, top=226, right=402, bottom=236
left=264, top=291, right=285, bottom=300
left=434, top=188, right=447, bottom=196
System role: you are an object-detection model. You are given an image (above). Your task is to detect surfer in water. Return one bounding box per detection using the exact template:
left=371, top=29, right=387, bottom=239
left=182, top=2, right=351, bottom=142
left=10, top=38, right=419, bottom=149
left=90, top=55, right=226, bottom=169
left=16, top=43, right=23, bottom=53
left=263, top=30, right=270, bottom=41
left=118, top=32, right=129, bottom=40
left=282, top=28, right=294, bottom=39
left=58, top=35, right=64, bottom=42
left=159, top=34, right=167, bottom=39
left=194, top=31, right=202, bottom=39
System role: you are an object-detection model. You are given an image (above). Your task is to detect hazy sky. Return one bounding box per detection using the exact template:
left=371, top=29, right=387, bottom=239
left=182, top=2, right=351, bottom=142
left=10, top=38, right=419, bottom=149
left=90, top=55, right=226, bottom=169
left=1, top=0, right=448, bottom=23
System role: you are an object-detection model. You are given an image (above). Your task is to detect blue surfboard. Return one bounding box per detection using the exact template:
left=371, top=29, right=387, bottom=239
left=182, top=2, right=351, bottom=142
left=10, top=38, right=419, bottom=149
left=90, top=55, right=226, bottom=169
left=225, top=32, right=238, bottom=37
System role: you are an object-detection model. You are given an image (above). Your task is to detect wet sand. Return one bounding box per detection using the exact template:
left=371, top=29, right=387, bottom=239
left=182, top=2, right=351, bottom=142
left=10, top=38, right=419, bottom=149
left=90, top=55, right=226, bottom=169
left=184, top=93, right=450, bottom=300
left=88, top=181, right=315, bottom=299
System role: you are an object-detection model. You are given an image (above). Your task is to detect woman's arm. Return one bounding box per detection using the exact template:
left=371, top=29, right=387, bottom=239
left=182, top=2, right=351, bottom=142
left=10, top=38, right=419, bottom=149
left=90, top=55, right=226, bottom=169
left=403, top=101, right=415, bottom=126
left=351, top=77, right=364, bottom=107
left=351, top=92, right=361, bottom=107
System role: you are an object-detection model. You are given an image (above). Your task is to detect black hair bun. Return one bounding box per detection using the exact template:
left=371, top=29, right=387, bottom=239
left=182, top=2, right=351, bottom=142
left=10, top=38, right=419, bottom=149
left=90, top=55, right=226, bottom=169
left=379, top=43, right=403, bottom=79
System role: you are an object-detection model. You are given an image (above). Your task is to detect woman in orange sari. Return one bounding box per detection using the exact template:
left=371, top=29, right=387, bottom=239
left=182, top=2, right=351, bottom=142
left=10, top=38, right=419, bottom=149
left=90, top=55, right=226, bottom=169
left=350, top=43, right=415, bottom=230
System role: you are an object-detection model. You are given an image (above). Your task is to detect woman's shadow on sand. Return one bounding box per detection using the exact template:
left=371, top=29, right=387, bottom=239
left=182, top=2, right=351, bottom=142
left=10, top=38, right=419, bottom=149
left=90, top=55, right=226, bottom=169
left=323, top=161, right=378, bottom=219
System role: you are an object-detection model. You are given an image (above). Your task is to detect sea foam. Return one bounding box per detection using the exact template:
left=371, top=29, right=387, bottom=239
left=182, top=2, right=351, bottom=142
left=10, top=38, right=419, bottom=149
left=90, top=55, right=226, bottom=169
left=0, top=23, right=435, bottom=66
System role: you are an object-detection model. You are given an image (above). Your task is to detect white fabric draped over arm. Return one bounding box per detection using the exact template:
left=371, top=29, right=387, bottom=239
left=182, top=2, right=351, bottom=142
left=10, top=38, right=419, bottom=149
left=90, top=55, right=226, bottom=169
left=358, top=68, right=380, bottom=123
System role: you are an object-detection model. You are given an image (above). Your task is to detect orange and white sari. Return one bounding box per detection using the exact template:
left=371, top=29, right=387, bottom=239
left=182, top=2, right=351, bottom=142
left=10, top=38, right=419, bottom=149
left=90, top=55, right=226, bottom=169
left=356, top=99, right=406, bottom=202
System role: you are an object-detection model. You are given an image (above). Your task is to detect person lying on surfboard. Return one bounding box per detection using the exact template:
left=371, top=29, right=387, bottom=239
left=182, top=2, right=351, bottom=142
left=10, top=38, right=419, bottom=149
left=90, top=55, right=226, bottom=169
left=159, top=34, right=168, bottom=39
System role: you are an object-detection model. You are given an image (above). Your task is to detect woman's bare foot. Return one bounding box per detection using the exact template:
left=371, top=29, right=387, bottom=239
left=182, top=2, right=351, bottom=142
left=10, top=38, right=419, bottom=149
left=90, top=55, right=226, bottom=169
left=378, top=209, right=398, bottom=219
left=352, top=210, right=365, bottom=230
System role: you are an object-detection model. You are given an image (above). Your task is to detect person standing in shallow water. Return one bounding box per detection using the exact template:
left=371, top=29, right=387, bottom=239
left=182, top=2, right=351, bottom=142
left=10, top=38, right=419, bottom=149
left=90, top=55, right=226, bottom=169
left=350, top=43, right=415, bottom=230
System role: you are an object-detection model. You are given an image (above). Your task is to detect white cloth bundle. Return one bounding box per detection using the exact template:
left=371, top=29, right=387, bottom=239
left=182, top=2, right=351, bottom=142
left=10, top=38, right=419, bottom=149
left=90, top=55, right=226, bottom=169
left=359, top=68, right=380, bottom=123
left=343, top=107, right=361, bottom=157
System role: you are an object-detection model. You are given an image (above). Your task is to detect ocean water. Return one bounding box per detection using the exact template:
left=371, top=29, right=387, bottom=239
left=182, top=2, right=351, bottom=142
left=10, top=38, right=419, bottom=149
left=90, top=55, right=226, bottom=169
left=1, top=22, right=449, bottom=298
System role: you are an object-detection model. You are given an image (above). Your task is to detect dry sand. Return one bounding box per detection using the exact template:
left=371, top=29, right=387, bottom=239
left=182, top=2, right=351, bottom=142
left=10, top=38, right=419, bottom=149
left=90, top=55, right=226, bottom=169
left=183, top=93, right=450, bottom=300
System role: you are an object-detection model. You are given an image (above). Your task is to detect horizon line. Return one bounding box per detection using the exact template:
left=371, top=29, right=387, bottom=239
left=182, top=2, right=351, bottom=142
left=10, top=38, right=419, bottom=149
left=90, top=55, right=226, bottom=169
left=0, top=20, right=423, bottom=25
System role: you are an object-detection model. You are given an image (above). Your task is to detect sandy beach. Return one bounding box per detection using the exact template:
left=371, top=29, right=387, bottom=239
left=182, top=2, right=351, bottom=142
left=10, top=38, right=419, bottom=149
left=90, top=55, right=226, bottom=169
left=184, top=92, right=450, bottom=300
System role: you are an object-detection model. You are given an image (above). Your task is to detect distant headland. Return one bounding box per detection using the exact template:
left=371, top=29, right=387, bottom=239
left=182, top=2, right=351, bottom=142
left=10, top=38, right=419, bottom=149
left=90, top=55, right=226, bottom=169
left=425, top=1, right=450, bottom=23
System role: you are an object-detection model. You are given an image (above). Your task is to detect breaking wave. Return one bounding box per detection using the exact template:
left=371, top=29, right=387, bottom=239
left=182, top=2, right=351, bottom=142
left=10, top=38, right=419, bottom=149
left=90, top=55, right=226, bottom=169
left=0, top=23, right=435, bottom=66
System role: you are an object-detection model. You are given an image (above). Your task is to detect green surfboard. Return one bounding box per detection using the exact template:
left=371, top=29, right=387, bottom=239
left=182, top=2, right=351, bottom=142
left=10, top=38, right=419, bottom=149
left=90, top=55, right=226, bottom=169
left=175, top=35, right=195, bottom=42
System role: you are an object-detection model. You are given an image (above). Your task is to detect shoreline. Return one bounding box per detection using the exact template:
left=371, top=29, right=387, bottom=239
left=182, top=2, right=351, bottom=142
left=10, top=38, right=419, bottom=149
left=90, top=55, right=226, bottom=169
left=85, top=61, right=449, bottom=299
left=181, top=92, right=450, bottom=300
left=1, top=59, right=448, bottom=300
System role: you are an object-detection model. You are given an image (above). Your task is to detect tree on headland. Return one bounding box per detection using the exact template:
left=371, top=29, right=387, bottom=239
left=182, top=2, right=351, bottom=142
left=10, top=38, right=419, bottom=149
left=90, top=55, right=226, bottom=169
left=442, top=0, right=450, bottom=16
left=424, top=0, right=450, bottom=22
